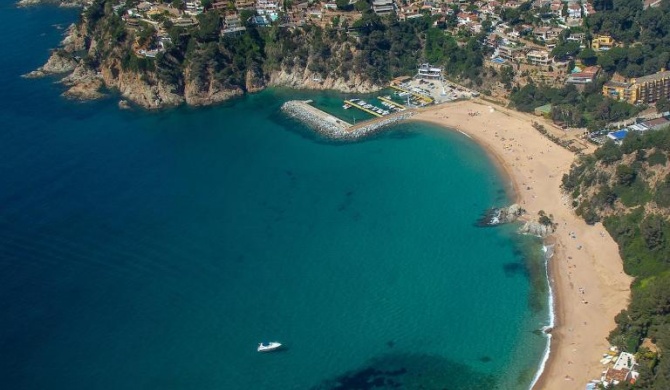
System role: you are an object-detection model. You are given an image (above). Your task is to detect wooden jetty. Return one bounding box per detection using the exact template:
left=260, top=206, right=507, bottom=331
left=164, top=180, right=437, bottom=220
left=377, top=96, right=406, bottom=110
left=390, top=85, right=434, bottom=104
left=344, top=100, right=383, bottom=117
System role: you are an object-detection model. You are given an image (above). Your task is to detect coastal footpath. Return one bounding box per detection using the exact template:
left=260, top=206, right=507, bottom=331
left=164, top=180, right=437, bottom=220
left=413, top=100, right=632, bottom=389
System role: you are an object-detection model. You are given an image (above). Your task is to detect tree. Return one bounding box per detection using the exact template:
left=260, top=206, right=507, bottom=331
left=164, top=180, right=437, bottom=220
left=616, top=164, right=636, bottom=186
left=578, top=48, right=598, bottom=66
left=657, top=96, right=670, bottom=114
left=551, top=41, right=581, bottom=61
left=354, top=0, right=369, bottom=11
left=594, top=140, right=623, bottom=165
left=336, top=0, right=353, bottom=10
left=172, top=0, right=185, bottom=10
left=500, top=66, right=514, bottom=89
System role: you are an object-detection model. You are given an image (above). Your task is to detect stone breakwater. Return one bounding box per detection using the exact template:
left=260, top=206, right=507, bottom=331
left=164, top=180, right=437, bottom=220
left=281, top=100, right=415, bottom=140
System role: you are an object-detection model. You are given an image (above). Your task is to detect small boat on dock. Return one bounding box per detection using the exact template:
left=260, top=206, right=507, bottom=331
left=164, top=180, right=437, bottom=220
left=258, top=341, right=282, bottom=352
left=343, top=104, right=351, bottom=109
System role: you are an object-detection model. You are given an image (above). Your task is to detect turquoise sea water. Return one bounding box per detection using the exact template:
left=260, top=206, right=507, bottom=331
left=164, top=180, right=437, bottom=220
left=0, top=4, right=549, bottom=389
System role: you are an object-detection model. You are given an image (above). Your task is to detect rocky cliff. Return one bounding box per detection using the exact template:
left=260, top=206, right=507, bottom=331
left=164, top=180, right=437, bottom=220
left=268, top=66, right=382, bottom=94
left=17, top=0, right=86, bottom=7
left=23, top=49, right=77, bottom=78
left=29, top=17, right=383, bottom=110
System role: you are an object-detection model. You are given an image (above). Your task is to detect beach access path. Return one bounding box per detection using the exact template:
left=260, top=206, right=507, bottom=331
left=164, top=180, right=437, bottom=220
left=413, top=100, right=633, bottom=389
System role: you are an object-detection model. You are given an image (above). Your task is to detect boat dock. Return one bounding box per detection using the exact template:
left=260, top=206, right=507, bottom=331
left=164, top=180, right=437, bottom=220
left=390, top=85, right=434, bottom=104
left=344, top=100, right=383, bottom=117
left=282, top=100, right=416, bottom=140
left=281, top=100, right=352, bottom=135
left=377, top=96, right=406, bottom=110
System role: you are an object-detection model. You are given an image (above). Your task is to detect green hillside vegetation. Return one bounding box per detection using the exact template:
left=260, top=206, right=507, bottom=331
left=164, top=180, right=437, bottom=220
left=83, top=0, right=487, bottom=94
left=561, top=127, right=670, bottom=388
left=510, top=0, right=670, bottom=129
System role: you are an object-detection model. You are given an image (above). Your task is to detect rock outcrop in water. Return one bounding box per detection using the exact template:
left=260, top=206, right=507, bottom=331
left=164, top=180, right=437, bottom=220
left=518, top=220, right=555, bottom=237
left=477, top=203, right=556, bottom=237
left=23, top=50, right=77, bottom=78
left=477, top=204, right=525, bottom=226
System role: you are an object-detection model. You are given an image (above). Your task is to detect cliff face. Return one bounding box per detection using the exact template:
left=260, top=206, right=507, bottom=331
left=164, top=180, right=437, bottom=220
left=23, top=49, right=77, bottom=78
left=183, top=66, right=243, bottom=106
left=100, top=58, right=184, bottom=109
left=30, top=8, right=384, bottom=109
left=269, top=66, right=382, bottom=94
left=17, top=0, right=86, bottom=7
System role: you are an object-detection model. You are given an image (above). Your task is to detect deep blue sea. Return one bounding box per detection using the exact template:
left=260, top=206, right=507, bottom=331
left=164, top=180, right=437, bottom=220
left=0, top=4, right=549, bottom=389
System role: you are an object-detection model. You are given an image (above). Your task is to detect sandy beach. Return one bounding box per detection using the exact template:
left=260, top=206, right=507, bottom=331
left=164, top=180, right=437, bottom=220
left=413, top=100, right=633, bottom=389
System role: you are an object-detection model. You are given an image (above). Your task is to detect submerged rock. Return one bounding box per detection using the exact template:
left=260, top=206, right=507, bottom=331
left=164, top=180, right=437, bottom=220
left=477, top=203, right=525, bottom=226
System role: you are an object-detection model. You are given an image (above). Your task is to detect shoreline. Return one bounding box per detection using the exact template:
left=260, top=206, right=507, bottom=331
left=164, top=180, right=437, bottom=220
left=529, top=243, right=556, bottom=390
left=411, top=100, right=633, bottom=389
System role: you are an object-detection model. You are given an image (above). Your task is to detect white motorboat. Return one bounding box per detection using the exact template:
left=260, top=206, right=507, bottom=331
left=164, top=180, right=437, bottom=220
left=258, top=341, right=282, bottom=352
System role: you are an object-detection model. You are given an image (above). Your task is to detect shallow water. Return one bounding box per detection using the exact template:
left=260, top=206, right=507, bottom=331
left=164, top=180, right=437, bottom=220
left=0, top=5, right=548, bottom=389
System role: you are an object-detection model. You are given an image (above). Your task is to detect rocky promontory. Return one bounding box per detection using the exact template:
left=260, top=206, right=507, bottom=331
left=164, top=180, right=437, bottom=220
left=17, top=0, right=86, bottom=7
left=23, top=49, right=77, bottom=78
left=26, top=3, right=384, bottom=110
left=24, top=0, right=400, bottom=110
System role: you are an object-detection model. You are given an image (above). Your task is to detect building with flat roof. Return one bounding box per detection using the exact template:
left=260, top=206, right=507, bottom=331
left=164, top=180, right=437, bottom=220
left=417, top=63, right=443, bottom=79
left=643, top=117, right=670, bottom=130
left=603, top=70, right=670, bottom=104
left=372, top=0, right=395, bottom=15
left=591, top=34, right=617, bottom=51
left=526, top=50, right=551, bottom=67
left=566, top=66, right=600, bottom=86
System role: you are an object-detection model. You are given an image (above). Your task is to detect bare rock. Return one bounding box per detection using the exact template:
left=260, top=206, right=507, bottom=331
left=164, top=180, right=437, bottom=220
left=245, top=66, right=266, bottom=93
left=268, top=66, right=382, bottom=94
left=23, top=50, right=77, bottom=78
left=63, top=78, right=105, bottom=100
left=100, top=59, right=184, bottom=109
left=183, top=67, right=243, bottom=106
left=17, top=0, right=85, bottom=7
left=519, top=220, right=555, bottom=237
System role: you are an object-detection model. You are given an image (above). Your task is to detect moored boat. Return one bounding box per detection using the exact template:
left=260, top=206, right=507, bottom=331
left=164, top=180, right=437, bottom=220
left=258, top=341, right=282, bottom=352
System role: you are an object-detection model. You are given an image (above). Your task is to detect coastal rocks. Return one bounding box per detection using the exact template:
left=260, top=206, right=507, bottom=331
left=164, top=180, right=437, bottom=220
left=519, top=220, right=555, bottom=238
left=478, top=204, right=525, bottom=226
left=23, top=49, right=77, bottom=78
left=245, top=66, right=266, bottom=94
left=61, top=64, right=104, bottom=100
left=281, top=100, right=350, bottom=136
left=17, top=0, right=85, bottom=7
left=269, top=67, right=382, bottom=94
left=100, top=60, right=183, bottom=109
left=61, top=23, right=87, bottom=53
left=183, top=68, right=243, bottom=107
left=477, top=204, right=555, bottom=237
left=347, top=112, right=416, bottom=140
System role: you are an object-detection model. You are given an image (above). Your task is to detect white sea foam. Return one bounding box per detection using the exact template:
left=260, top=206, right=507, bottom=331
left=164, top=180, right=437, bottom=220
left=528, top=244, right=555, bottom=390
